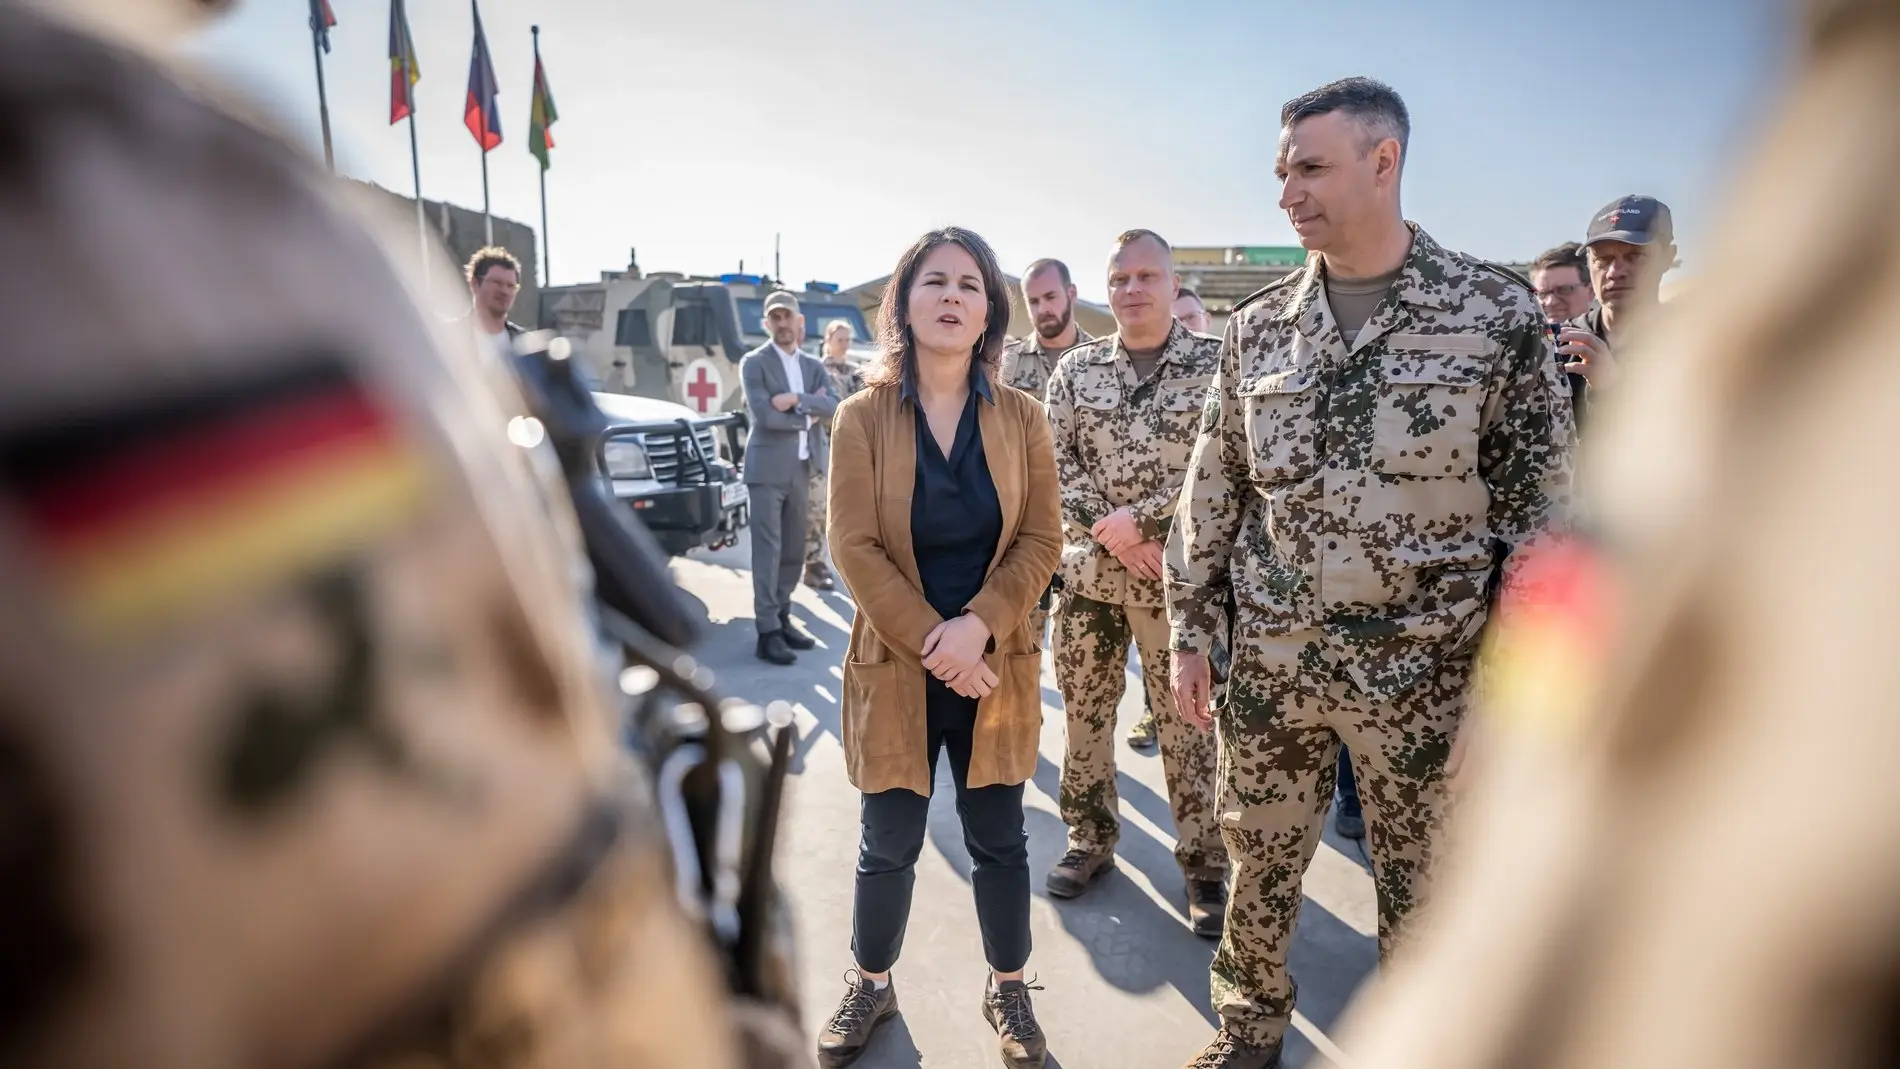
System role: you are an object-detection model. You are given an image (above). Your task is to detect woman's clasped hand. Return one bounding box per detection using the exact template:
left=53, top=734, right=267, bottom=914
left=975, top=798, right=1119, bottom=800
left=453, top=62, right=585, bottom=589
left=921, top=612, right=996, bottom=698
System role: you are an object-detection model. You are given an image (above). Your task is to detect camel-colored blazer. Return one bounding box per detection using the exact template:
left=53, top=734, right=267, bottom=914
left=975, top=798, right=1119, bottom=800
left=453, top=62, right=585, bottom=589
left=826, top=377, right=1062, bottom=796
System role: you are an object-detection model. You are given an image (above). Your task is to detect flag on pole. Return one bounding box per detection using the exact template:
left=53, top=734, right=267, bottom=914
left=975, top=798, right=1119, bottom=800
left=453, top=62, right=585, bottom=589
left=464, top=2, right=503, bottom=152
left=528, top=50, right=558, bottom=170
left=310, top=0, right=337, bottom=53
left=388, top=0, right=421, bottom=124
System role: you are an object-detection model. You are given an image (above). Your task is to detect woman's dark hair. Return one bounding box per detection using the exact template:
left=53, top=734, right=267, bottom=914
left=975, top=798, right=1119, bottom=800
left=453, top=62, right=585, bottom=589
left=865, top=226, right=1012, bottom=389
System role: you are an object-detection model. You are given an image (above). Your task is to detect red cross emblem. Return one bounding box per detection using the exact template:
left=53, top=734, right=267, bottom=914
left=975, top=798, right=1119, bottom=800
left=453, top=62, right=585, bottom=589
left=686, top=366, right=720, bottom=413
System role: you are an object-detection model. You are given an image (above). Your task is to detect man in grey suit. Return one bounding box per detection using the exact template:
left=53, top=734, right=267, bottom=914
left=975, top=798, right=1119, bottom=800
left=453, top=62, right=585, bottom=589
left=742, top=290, right=838, bottom=665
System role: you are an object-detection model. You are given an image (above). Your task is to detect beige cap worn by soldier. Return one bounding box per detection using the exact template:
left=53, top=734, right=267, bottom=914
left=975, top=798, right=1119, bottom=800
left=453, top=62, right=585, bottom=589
left=0, top=4, right=764, bottom=1068
left=1330, top=1, right=1900, bottom=1067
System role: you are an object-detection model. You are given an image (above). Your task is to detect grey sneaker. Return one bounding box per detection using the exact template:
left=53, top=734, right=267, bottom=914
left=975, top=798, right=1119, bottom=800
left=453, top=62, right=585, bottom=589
left=982, top=976, right=1048, bottom=1069
left=1046, top=847, right=1115, bottom=898
left=1183, top=1028, right=1281, bottom=1069
left=816, top=971, right=897, bottom=1067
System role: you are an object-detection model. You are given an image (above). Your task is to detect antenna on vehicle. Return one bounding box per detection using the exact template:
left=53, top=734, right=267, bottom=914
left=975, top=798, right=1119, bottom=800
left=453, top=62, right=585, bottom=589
left=774, top=232, right=781, bottom=284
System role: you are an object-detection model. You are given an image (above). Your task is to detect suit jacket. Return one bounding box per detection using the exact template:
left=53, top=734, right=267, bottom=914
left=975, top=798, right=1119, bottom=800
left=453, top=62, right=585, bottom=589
left=826, top=378, right=1062, bottom=796
left=741, top=342, right=839, bottom=486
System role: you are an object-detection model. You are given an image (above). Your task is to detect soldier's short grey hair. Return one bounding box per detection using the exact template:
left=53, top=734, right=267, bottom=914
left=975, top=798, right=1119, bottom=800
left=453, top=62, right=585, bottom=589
left=1114, top=229, right=1171, bottom=256
left=1280, top=77, right=1411, bottom=160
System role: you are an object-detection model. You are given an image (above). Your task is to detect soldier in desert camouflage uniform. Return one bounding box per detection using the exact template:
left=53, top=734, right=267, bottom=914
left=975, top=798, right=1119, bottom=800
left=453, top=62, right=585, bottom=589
left=1044, top=231, right=1227, bottom=937
left=804, top=319, right=865, bottom=590
left=1000, top=259, right=1091, bottom=645
left=0, top=5, right=802, bottom=1068
left=1165, top=79, right=1572, bottom=1068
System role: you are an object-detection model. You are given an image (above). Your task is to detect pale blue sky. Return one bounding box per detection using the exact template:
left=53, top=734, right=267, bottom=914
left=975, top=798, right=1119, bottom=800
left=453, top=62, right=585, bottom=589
left=185, top=1, right=1787, bottom=299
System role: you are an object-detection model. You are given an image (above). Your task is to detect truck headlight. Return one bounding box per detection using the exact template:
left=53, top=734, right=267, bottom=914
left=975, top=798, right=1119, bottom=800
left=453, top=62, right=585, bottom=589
left=603, top=438, right=652, bottom=480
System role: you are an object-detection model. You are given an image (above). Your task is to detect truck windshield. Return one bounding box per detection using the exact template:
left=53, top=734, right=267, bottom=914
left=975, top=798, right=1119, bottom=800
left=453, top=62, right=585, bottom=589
left=734, top=298, right=872, bottom=346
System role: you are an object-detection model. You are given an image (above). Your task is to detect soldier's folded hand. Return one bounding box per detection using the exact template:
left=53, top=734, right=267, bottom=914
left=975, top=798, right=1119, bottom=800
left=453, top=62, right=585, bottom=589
left=1171, top=651, right=1214, bottom=732
left=1117, top=539, right=1165, bottom=581
left=1090, top=507, right=1143, bottom=554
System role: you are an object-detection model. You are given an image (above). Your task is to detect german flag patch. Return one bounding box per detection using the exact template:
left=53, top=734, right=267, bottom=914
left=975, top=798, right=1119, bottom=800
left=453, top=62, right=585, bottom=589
left=1479, top=535, right=1620, bottom=736
left=0, top=356, right=431, bottom=639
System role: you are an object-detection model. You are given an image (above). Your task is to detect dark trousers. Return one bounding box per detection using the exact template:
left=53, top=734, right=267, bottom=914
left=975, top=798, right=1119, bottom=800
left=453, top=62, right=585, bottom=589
left=746, top=471, right=807, bottom=637
left=1336, top=746, right=1360, bottom=806
left=852, top=684, right=1031, bottom=974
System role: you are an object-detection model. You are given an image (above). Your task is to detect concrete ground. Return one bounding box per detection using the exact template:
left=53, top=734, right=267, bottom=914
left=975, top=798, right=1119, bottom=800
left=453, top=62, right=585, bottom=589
left=673, top=532, right=1379, bottom=1068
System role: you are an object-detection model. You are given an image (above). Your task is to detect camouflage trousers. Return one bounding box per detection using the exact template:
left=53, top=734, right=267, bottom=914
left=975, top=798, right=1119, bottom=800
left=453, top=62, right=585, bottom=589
left=805, top=466, right=827, bottom=570
left=1052, top=593, right=1225, bottom=880
left=1211, top=633, right=1470, bottom=1049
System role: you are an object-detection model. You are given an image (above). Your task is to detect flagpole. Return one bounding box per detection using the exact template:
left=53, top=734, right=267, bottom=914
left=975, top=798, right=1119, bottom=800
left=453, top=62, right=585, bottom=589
left=533, top=25, right=550, bottom=287
left=408, top=110, right=428, bottom=278
left=481, top=151, right=492, bottom=245
left=308, top=5, right=335, bottom=172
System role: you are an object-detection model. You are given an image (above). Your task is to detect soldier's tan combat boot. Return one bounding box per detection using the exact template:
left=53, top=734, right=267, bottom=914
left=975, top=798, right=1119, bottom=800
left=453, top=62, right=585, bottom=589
left=1184, top=1027, right=1281, bottom=1069
left=817, top=971, right=898, bottom=1067
left=1126, top=707, right=1158, bottom=749
left=1046, top=847, right=1115, bottom=898
left=1187, top=877, right=1226, bottom=938
left=982, top=976, right=1048, bottom=1068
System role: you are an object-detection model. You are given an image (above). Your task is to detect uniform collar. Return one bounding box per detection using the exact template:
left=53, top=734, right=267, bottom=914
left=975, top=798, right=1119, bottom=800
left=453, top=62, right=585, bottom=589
left=901, top=359, right=996, bottom=406
left=1278, top=223, right=1457, bottom=346
left=1094, top=319, right=1186, bottom=365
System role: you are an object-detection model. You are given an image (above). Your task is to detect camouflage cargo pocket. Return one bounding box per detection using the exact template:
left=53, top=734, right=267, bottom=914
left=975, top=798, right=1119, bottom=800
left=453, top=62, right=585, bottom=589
left=1373, top=347, right=1488, bottom=477
left=1238, top=367, right=1319, bottom=484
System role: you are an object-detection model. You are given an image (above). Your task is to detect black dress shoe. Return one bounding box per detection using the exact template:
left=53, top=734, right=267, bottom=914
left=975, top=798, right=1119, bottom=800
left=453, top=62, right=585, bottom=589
left=756, top=631, right=797, bottom=665
left=779, top=614, right=817, bottom=650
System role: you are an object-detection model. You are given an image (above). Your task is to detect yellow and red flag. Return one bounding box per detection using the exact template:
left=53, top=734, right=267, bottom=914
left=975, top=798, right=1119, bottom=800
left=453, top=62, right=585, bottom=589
left=388, top=0, right=421, bottom=124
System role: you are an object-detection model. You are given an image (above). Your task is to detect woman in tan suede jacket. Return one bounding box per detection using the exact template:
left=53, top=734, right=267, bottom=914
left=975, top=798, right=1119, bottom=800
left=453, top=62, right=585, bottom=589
left=813, top=227, right=1061, bottom=1069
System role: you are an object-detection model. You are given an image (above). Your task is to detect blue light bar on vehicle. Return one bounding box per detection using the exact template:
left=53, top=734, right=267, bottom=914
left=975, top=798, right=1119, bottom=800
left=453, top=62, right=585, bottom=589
left=804, top=280, right=839, bottom=294
left=719, top=273, right=764, bottom=285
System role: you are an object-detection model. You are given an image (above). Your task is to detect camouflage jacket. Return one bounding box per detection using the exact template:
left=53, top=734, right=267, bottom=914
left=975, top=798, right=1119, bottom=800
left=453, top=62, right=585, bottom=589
left=1165, top=226, right=1575, bottom=700
left=818, top=357, right=866, bottom=429
left=1000, top=325, right=1092, bottom=399
left=1046, top=321, right=1220, bottom=608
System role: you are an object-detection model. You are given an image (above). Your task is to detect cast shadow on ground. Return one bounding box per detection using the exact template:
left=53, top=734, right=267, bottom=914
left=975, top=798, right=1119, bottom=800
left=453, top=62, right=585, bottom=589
left=832, top=1007, right=923, bottom=1069
left=917, top=740, right=1220, bottom=1027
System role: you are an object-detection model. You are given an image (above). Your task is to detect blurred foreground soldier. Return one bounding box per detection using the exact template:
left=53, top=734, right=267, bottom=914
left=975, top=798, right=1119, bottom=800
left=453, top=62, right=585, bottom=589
left=1165, top=77, right=1573, bottom=1067
left=0, top=4, right=797, bottom=1067
left=1330, top=4, right=1900, bottom=1068
left=803, top=319, right=865, bottom=592
left=1043, top=231, right=1226, bottom=937
left=1000, top=258, right=1091, bottom=646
